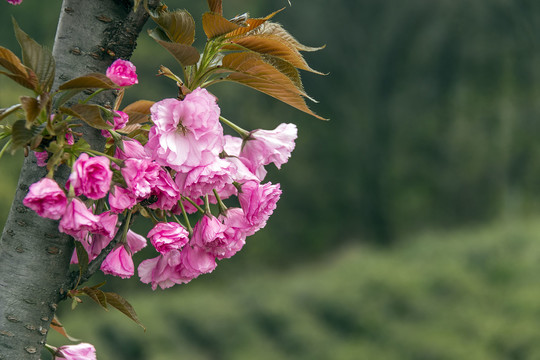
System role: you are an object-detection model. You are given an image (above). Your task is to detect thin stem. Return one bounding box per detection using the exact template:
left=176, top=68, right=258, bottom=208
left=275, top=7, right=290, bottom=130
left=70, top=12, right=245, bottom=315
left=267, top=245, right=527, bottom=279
left=0, top=138, right=12, bottom=162
left=80, top=88, right=106, bottom=104
left=84, top=149, right=123, bottom=166
left=204, top=195, right=211, bottom=215
left=219, top=115, right=249, bottom=139
left=213, top=188, right=227, bottom=215
left=177, top=200, right=193, bottom=235
left=181, top=196, right=205, bottom=214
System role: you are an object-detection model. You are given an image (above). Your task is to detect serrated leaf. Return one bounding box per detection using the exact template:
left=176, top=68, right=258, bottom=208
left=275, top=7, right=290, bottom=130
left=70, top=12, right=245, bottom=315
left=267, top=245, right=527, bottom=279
left=224, top=9, right=283, bottom=38
left=155, top=40, right=200, bottom=67
left=0, top=46, right=28, bottom=77
left=74, top=241, right=89, bottom=277
left=122, top=100, right=154, bottom=125
left=249, top=21, right=325, bottom=52
left=207, top=0, right=222, bottom=14
left=50, top=315, right=80, bottom=342
left=58, top=73, right=117, bottom=91
left=228, top=35, right=323, bottom=74
left=202, top=12, right=242, bottom=39
left=12, top=18, right=55, bottom=93
left=105, top=292, right=146, bottom=331
left=81, top=287, right=108, bottom=310
left=151, top=9, right=195, bottom=45
left=222, top=53, right=326, bottom=120
left=0, top=69, right=37, bottom=90
left=262, top=55, right=305, bottom=95
left=11, top=120, right=46, bottom=149
left=0, top=104, right=22, bottom=122
left=61, top=104, right=113, bottom=130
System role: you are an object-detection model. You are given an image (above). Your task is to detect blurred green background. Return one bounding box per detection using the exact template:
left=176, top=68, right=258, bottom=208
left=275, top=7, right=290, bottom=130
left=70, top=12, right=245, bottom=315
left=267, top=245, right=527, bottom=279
left=3, top=0, right=540, bottom=359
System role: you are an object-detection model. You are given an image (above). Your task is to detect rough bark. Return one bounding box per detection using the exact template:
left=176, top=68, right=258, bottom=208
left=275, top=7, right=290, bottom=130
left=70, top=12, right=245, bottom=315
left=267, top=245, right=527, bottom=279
left=0, top=1, right=158, bottom=358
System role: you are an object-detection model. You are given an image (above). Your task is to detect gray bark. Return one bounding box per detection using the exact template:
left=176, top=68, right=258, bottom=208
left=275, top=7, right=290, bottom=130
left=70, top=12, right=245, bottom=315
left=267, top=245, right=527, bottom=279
left=0, top=0, right=158, bottom=358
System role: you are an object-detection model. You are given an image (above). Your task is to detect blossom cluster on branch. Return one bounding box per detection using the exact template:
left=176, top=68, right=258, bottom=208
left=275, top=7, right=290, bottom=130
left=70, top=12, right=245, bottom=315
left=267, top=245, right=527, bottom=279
left=23, top=60, right=295, bottom=290
left=0, top=0, right=324, bottom=356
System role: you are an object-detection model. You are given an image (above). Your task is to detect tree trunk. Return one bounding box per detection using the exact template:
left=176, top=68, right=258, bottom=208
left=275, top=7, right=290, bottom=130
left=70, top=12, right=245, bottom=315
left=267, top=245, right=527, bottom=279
left=0, top=1, right=157, bottom=358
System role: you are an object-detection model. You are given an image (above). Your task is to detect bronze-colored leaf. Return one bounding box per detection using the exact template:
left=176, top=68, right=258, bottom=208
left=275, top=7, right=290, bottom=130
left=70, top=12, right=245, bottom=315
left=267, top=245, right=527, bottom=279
left=262, top=55, right=305, bottom=95
left=81, top=287, right=108, bottom=310
left=50, top=315, right=80, bottom=342
left=61, top=104, right=113, bottom=130
left=122, top=100, right=154, bottom=125
left=224, top=9, right=283, bottom=38
left=154, top=40, right=200, bottom=66
left=0, top=69, right=37, bottom=90
left=202, top=12, right=242, bottom=39
left=58, top=73, right=118, bottom=91
left=12, top=18, right=55, bottom=93
left=207, top=0, right=222, bottom=14
left=228, top=35, right=323, bottom=74
left=104, top=292, right=146, bottom=331
left=151, top=9, right=195, bottom=45
left=222, top=53, right=326, bottom=120
left=19, top=96, right=40, bottom=126
left=0, top=46, right=28, bottom=78
left=249, top=21, right=325, bottom=52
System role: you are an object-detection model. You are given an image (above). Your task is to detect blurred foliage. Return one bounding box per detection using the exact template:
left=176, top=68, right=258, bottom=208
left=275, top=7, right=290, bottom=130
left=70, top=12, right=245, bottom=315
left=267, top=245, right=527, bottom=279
left=43, top=216, right=540, bottom=359
left=2, top=0, right=540, bottom=262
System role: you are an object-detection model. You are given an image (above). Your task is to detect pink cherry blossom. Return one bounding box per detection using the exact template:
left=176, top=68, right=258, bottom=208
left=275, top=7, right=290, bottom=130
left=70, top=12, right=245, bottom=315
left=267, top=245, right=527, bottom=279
left=23, top=178, right=67, bottom=220
left=175, top=158, right=233, bottom=199
left=121, top=158, right=160, bottom=199
left=112, top=110, right=129, bottom=130
left=67, top=153, right=112, bottom=200
left=34, top=151, right=48, bottom=167
left=6, top=0, right=23, bottom=5
left=218, top=207, right=251, bottom=256
left=55, top=343, right=96, bottom=360
left=191, top=215, right=232, bottom=259
left=91, top=211, right=118, bottom=240
left=138, top=250, right=184, bottom=290
left=101, top=245, right=134, bottom=279
left=147, top=168, right=180, bottom=211
left=177, top=245, right=217, bottom=282
left=148, top=222, right=189, bottom=254
left=238, top=180, right=281, bottom=230
left=241, top=123, right=297, bottom=170
left=58, top=198, right=100, bottom=238
left=114, top=139, right=148, bottom=161
left=106, top=59, right=138, bottom=87
left=126, top=229, right=147, bottom=253
left=108, top=185, right=137, bottom=213
left=145, top=88, right=224, bottom=172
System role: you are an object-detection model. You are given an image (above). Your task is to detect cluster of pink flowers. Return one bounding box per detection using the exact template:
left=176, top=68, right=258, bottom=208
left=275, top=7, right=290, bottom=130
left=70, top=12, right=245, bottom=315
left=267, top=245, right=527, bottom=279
left=6, top=0, right=22, bottom=5
left=23, top=60, right=297, bottom=290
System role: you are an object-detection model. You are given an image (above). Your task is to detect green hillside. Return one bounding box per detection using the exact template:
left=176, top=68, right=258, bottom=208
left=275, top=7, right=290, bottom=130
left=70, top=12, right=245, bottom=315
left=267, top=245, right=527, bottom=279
left=46, top=216, right=540, bottom=360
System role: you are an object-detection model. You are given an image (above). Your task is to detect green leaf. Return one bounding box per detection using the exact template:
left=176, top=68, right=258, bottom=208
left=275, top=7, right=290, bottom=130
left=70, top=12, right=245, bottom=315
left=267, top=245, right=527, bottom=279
left=151, top=9, right=196, bottom=45
left=60, top=104, right=113, bottom=130
left=12, top=18, right=55, bottom=93
left=58, top=73, right=117, bottom=91
left=11, top=120, right=46, bottom=149
left=53, top=89, right=80, bottom=108
left=104, top=292, right=146, bottom=331
left=154, top=40, right=200, bottom=66
left=74, top=241, right=89, bottom=277
left=81, top=287, right=108, bottom=310
left=147, top=27, right=171, bottom=43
